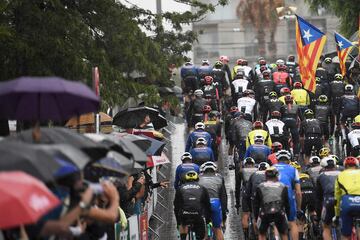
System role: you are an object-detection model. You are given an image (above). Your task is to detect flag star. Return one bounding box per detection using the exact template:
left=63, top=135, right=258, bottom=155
left=338, top=41, right=343, bottom=48
left=303, top=29, right=313, bottom=42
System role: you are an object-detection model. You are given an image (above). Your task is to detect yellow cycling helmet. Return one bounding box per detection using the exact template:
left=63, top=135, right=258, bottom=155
left=319, top=147, right=330, bottom=158
left=354, top=115, right=360, bottom=124
left=182, top=170, right=199, bottom=182
left=289, top=161, right=301, bottom=171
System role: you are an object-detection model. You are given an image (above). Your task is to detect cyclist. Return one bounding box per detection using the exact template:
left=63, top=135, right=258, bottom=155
left=265, top=111, right=288, bottom=149
left=185, top=122, right=212, bottom=152
left=340, top=84, right=360, bottom=142
left=334, top=156, right=360, bottom=240
left=202, top=76, right=219, bottom=112
left=281, top=95, right=301, bottom=156
left=237, top=89, right=257, bottom=121
left=219, top=55, right=232, bottom=84
left=174, top=171, right=211, bottom=240
left=273, top=64, right=292, bottom=95
left=322, top=57, right=337, bottom=82
left=212, top=60, right=228, bottom=100
left=253, top=167, right=290, bottom=240
left=239, top=58, right=254, bottom=81
left=305, top=156, right=322, bottom=185
left=347, top=115, right=360, bottom=156
left=199, top=162, right=227, bottom=240
left=187, top=89, right=207, bottom=128
left=224, top=106, right=238, bottom=146
left=232, top=58, right=245, bottom=80
left=330, top=73, right=345, bottom=127
left=204, top=111, right=221, bottom=161
left=174, top=152, right=200, bottom=189
left=316, top=157, right=340, bottom=240
left=300, top=109, right=323, bottom=165
left=274, top=150, right=302, bottom=240
left=314, top=95, right=334, bottom=145
left=245, top=135, right=271, bottom=164
left=291, top=82, right=310, bottom=119
left=314, top=77, right=325, bottom=105
left=286, top=55, right=299, bottom=80
left=190, top=137, right=215, bottom=166
left=268, top=142, right=283, bottom=165
left=231, top=71, right=251, bottom=104
left=197, top=59, right=212, bottom=86
left=263, top=91, right=284, bottom=120
left=246, top=121, right=272, bottom=148
left=255, top=70, right=275, bottom=121
left=278, top=87, right=292, bottom=104
left=181, top=61, right=199, bottom=96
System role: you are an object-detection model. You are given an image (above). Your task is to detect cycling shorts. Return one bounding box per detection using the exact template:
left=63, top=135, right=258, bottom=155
left=210, top=198, right=223, bottom=228
left=303, top=136, right=322, bottom=156
left=257, top=211, right=288, bottom=235
left=241, top=190, right=251, bottom=212
left=288, top=193, right=297, bottom=221
left=301, top=190, right=316, bottom=212
left=340, top=195, right=360, bottom=237
left=178, top=211, right=206, bottom=240
left=321, top=197, right=335, bottom=225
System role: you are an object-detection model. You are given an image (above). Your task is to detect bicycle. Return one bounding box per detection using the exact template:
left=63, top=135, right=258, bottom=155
left=246, top=212, right=256, bottom=240
left=266, top=221, right=276, bottom=240
left=351, top=216, right=360, bottom=240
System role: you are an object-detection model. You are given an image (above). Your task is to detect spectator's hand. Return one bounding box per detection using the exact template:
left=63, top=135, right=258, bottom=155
left=160, top=181, right=169, bottom=188
left=81, top=186, right=93, bottom=205
left=102, top=181, right=119, bottom=202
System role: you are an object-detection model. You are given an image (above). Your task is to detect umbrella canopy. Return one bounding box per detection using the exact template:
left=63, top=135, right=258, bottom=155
left=0, top=171, right=60, bottom=229
left=139, top=134, right=166, bottom=156
left=112, top=106, right=167, bottom=130
left=8, top=127, right=108, bottom=160
left=113, top=132, right=151, bottom=152
left=65, top=112, right=112, bottom=127
left=0, top=141, right=61, bottom=182
left=0, top=76, right=99, bottom=121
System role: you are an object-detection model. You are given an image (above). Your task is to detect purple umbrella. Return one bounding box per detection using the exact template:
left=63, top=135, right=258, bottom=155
left=0, top=76, right=99, bottom=121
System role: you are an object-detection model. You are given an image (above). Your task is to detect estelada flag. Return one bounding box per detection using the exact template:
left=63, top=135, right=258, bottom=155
left=334, top=32, right=353, bottom=76
left=295, top=15, right=327, bottom=93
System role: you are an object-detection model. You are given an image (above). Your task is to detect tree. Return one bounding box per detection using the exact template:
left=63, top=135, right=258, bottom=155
left=305, top=0, right=360, bottom=38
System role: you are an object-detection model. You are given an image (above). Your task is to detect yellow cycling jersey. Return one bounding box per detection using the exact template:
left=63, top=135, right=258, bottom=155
left=334, top=169, right=360, bottom=216
left=278, top=96, right=296, bottom=105
left=291, top=89, right=310, bottom=106
left=246, top=129, right=272, bottom=148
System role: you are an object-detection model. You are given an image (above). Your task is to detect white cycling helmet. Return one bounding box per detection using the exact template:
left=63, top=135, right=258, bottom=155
left=320, top=157, right=336, bottom=168
left=276, top=150, right=292, bottom=161
left=309, top=156, right=320, bottom=164
left=196, top=137, right=207, bottom=146
left=181, top=152, right=192, bottom=161
left=258, top=162, right=270, bottom=170
left=345, top=84, right=354, bottom=93
left=254, top=135, right=264, bottom=144
left=202, top=59, right=210, bottom=65
left=243, top=157, right=255, bottom=165
left=276, top=59, right=285, bottom=66
left=194, top=89, right=204, bottom=97
left=200, top=161, right=218, bottom=173
left=195, top=122, right=205, bottom=130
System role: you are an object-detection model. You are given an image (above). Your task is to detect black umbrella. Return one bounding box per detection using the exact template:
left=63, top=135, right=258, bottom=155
left=0, top=141, right=61, bottom=182
left=120, top=134, right=151, bottom=152
left=7, top=127, right=108, bottom=160
left=112, top=106, right=167, bottom=130
left=139, top=134, right=166, bottom=156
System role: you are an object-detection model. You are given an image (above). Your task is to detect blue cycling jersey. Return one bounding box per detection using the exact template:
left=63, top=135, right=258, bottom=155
left=174, top=163, right=200, bottom=189
left=185, top=130, right=213, bottom=152
left=181, top=65, right=198, bottom=79
left=190, top=147, right=215, bottom=166
left=244, top=144, right=271, bottom=163
left=197, top=66, right=213, bottom=78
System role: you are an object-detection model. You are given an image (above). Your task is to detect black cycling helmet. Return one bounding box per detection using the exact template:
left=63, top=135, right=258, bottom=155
left=324, top=57, right=332, bottom=64
left=318, top=95, right=328, bottom=104
left=265, top=166, right=279, bottom=178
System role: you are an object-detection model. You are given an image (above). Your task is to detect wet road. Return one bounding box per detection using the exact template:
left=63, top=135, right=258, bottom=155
left=162, top=122, right=243, bottom=239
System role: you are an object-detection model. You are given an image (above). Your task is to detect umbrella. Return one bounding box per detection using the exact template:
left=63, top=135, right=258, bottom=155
left=0, top=76, right=99, bottom=122
left=54, top=158, right=79, bottom=178
left=113, top=133, right=151, bottom=152
left=65, top=112, right=112, bottom=127
left=0, top=141, right=61, bottom=182
left=8, top=127, right=108, bottom=160
left=0, top=171, right=60, bottom=229
left=112, top=106, right=167, bottom=130
left=139, top=134, right=166, bottom=156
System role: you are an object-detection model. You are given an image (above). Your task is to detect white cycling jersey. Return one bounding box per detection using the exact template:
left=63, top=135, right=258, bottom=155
left=237, top=97, right=256, bottom=115
left=348, top=129, right=360, bottom=147
left=265, top=119, right=285, bottom=135
left=232, top=79, right=249, bottom=93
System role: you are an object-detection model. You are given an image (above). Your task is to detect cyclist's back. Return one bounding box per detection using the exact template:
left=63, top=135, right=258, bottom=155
left=181, top=62, right=198, bottom=93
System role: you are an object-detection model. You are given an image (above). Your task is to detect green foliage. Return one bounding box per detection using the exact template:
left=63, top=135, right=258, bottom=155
left=0, top=0, right=227, bottom=108
left=305, top=0, right=360, bottom=38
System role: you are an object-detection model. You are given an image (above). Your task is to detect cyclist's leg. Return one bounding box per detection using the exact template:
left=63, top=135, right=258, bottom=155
left=275, top=212, right=289, bottom=240
left=340, top=196, right=356, bottom=240
left=193, top=215, right=206, bottom=240
left=257, top=213, right=270, bottom=240
left=321, top=203, right=333, bottom=240
left=288, top=197, right=299, bottom=240
left=210, top=198, right=224, bottom=240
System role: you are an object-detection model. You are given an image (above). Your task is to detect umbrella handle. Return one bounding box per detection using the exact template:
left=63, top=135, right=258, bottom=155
left=32, top=121, right=41, bottom=143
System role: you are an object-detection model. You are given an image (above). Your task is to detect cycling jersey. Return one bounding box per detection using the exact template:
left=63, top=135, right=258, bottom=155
left=299, top=173, right=316, bottom=212
left=236, top=166, right=258, bottom=211
left=181, top=65, right=199, bottom=93
left=232, top=65, right=252, bottom=80
left=181, top=65, right=198, bottom=79
left=315, top=104, right=332, bottom=123
left=189, top=147, right=215, bottom=166
left=185, top=129, right=213, bottom=152
left=244, top=144, right=271, bottom=164
left=231, top=79, right=250, bottom=95
left=341, top=94, right=359, bottom=119
left=348, top=129, right=360, bottom=147
left=291, top=89, right=310, bottom=106
left=265, top=119, right=285, bottom=136
left=197, top=65, right=212, bottom=81
left=174, top=163, right=200, bottom=189
left=273, top=71, right=290, bottom=85
left=268, top=153, right=278, bottom=165
left=212, top=68, right=228, bottom=97
left=255, top=79, right=274, bottom=99
left=305, top=165, right=322, bottom=185
left=246, top=129, right=272, bottom=148
left=237, top=97, right=256, bottom=115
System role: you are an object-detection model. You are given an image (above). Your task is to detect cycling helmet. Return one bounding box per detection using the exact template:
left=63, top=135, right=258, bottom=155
left=304, top=109, right=314, bottom=119
left=184, top=61, right=193, bottom=66
left=259, top=59, right=267, bottom=65
left=182, top=170, right=199, bottom=182
left=324, top=57, right=332, bottom=64
left=242, top=89, right=251, bottom=97
left=262, top=70, right=271, bottom=78
left=271, top=142, right=283, bottom=153
left=195, top=122, right=205, bottom=130
left=319, top=147, right=330, bottom=158
left=214, top=61, right=223, bottom=68
left=309, top=156, right=321, bottom=165
left=200, top=161, right=218, bottom=173
left=254, top=135, right=265, bottom=144
left=260, top=65, right=267, bottom=72
left=345, top=84, right=354, bottom=93
left=242, top=59, right=248, bottom=66
left=204, top=76, right=213, bottom=85
left=253, top=121, right=264, bottom=130
left=293, top=82, right=303, bottom=89
left=234, top=112, right=245, bottom=118
left=194, top=89, right=203, bottom=97
left=276, top=150, right=292, bottom=161
left=343, top=156, right=359, bottom=167
left=181, top=152, right=192, bottom=161
left=265, top=166, right=279, bottom=178
left=196, top=137, right=207, bottom=146
left=202, top=105, right=212, bottom=113
left=290, top=161, right=301, bottom=171
left=271, top=111, right=281, bottom=119
left=334, top=73, right=343, bottom=81
left=219, top=55, right=229, bottom=63
left=276, top=59, right=285, bottom=66
left=318, top=95, right=328, bottom=103
left=284, top=95, right=293, bottom=104
left=352, top=115, right=360, bottom=128
left=247, top=89, right=255, bottom=96
left=202, top=59, right=210, bottom=66
left=315, top=77, right=321, bottom=83
left=236, top=58, right=244, bottom=65
left=269, top=91, right=278, bottom=98
left=258, top=162, right=270, bottom=170
left=243, top=157, right=255, bottom=165
left=320, top=157, right=336, bottom=168
left=230, top=106, right=238, bottom=113
left=288, top=55, right=295, bottom=62
left=280, top=87, right=291, bottom=95
left=329, top=154, right=339, bottom=164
